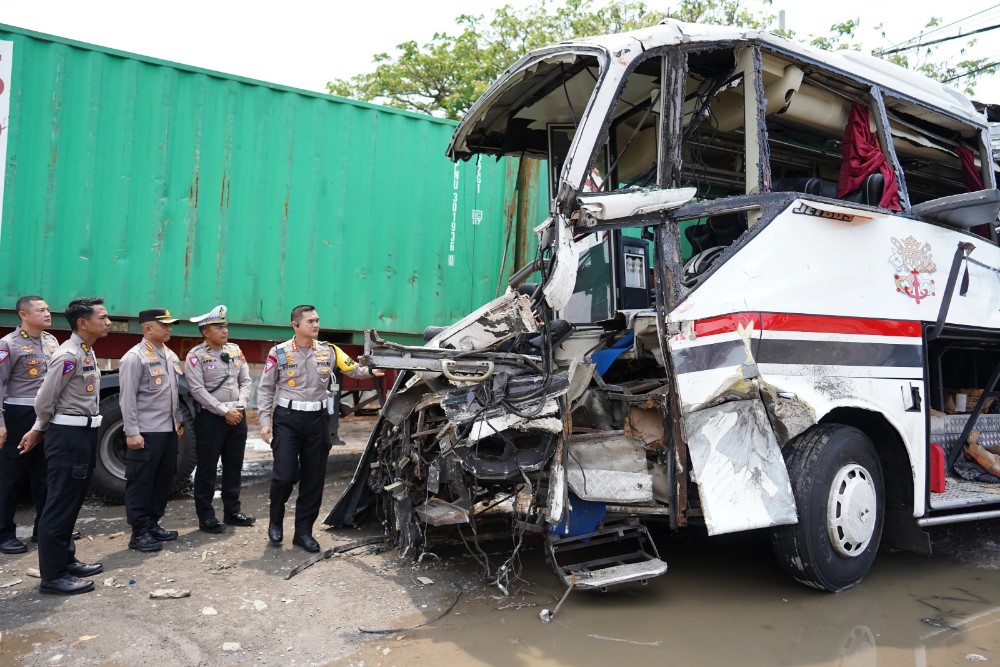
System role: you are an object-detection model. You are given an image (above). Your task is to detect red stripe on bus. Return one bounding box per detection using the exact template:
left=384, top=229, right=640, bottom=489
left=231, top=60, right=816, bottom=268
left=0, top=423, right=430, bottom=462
left=692, top=313, right=760, bottom=337
left=760, top=313, right=922, bottom=337
left=691, top=313, right=922, bottom=338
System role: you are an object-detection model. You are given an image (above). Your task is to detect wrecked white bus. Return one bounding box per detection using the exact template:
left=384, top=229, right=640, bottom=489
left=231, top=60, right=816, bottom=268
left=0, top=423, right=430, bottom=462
left=327, top=19, right=1000, bottom=597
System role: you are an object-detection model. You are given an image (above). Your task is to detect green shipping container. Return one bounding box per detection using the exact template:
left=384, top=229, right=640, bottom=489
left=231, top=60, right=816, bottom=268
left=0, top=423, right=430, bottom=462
left=0, top=25, right=546, bottom=345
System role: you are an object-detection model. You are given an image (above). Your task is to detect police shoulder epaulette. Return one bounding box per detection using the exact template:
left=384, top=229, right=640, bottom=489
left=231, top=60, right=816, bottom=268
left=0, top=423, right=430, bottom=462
left=277, top=340, right=295, bottom=352
left=226, top=342, right=242, bottom=353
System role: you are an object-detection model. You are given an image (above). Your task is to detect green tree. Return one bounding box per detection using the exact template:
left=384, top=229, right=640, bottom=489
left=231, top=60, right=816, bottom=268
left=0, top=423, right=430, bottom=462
left=328, top=1, right=996, bottom=118
left=873, top=18, right=999, bottom=96
left=327, top=0, right=665, bottom=119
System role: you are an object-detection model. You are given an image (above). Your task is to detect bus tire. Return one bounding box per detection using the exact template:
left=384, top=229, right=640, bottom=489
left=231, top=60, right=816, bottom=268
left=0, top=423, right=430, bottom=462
left=91, top=395, right=197, bottom=503
left=771, top=424, right=884, bottom=592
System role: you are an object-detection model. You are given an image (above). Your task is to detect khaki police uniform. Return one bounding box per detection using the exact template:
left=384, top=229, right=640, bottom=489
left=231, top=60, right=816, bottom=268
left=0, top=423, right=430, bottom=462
left=32, top=333, right=102, bottom=581
left=118, top=338, right=183, bottom=537
left=186, top=336, right=251, bottom=525
left=0, top=327, right=59, bottom=547
left=257, top=339, right=373, bottom=537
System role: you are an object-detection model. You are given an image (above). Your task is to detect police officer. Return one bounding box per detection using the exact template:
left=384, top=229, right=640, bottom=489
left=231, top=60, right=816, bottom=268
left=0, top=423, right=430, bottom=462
left=0, top=296, right=60, bottom=554
left=20, top=297, right=111, bottom=595
left=257, top=305, right=383, bottom=552
left=119, top=308, right=184, bottom=553
left=186, top=305, right=254, bottom=533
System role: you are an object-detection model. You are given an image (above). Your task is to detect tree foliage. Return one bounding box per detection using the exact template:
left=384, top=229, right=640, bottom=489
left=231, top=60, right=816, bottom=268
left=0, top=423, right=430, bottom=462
left=327, top=0, right=997, bottom=118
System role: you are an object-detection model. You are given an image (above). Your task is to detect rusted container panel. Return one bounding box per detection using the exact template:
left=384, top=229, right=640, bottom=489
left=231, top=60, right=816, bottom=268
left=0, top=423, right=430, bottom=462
left=0, top=25, right=545, bottom=343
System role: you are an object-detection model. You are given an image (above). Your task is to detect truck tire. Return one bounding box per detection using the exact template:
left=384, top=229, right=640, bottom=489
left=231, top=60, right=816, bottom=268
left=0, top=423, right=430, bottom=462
left=771, top=424, right=884, bottom=592
left=91, top=395, right=197, bottom=503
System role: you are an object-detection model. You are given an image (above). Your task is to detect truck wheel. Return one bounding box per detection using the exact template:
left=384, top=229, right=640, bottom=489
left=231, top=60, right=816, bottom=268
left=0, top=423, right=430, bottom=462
left=771, top=424, right=884, bottom=592
left=171, top=405, right=198, bottom=494
left=91, top=396, right=198, bottom=503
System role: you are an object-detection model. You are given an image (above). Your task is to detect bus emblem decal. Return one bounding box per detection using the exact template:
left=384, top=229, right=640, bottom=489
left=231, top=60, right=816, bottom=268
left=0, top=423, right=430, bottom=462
left=890, top=236, right=936, bottom=305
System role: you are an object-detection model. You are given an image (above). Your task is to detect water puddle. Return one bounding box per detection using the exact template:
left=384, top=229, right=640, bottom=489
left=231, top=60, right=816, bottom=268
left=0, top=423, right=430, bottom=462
left=0, top=629, right=62, bottom=663
left=336, top=531, right=1000, bottom=666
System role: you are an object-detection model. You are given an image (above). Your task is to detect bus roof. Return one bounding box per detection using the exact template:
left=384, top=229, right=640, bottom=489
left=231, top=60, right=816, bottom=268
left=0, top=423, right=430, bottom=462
left=564, top=19, right=984, bottom=127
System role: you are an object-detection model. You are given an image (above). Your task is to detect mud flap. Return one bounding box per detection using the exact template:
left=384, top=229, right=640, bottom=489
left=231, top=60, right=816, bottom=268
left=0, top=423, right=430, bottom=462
left=683, top=398, right=797, bottom=534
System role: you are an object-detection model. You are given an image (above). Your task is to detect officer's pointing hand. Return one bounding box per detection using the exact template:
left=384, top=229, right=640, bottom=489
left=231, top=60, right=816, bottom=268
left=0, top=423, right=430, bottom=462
left=18, top=429, right=41, bottom=454
left=371, top=368, right=385, bottom=377
left=126, top=434, right=145, bottom=450
left=261, top=425, right=272, bottom=445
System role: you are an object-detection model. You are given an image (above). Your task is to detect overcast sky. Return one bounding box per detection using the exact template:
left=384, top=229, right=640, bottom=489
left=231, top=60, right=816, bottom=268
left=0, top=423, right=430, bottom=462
left=1, top=0, right=999, bottom=102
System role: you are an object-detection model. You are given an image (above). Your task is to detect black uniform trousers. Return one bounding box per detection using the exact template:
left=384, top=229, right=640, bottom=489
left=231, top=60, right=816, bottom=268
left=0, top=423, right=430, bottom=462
left=0, top=404, right=46, bottom=541
left=124, top=431, right=177, bottom=533
left=193, top=410, right=247, bottom=523
left=37, top=424, right=96, bottom=580
left=269, top=407, right=330, bottom=536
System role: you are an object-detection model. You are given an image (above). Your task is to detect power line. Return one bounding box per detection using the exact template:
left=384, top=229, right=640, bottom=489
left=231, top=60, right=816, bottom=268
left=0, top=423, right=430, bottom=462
left=878, top=22, right=1000, bottom=55
left=884, top=3, right=1000, bottom=50
left=943, top=58, right=1000, bottom=82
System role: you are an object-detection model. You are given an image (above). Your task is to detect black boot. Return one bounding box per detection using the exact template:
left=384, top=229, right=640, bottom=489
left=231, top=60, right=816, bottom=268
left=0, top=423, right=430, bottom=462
left=268, top=505, right=283, bottom=544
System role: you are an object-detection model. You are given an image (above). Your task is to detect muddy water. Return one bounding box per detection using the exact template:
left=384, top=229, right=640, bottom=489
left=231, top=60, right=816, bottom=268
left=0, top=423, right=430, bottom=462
left=0, top=629, right=62, bottom=664
left=338, top=530, right=1000, bottom=666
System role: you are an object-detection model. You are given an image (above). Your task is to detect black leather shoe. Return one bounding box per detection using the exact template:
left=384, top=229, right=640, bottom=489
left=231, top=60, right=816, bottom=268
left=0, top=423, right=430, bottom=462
left=40, top=575, right=94, bottom=595
left=129, top=532, right=163, bottom=553
left=0, top=536, right=27, bottom=554
left=30, top=529, right=80, bottom=543
left=292, top=534, right=320, bottom=553
left=149, top=525, right=178, bottom=541
left=199, top=518, right=226, bottom=534
left=267, top=522, right=283, bottom=544
left=66, top=561, right=103, bottom=577
left=224, top=512, right=256, bottom=527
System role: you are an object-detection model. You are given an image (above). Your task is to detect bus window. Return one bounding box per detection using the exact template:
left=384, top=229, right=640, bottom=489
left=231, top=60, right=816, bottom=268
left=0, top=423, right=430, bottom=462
left=680, top=48, right=747, bottom=199
left=884, top=95, right=988, bottom=205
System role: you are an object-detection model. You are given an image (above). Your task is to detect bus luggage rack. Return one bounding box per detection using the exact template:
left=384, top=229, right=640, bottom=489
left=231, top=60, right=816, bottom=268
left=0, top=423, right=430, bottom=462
left=546, top=520, right=668, bottom=590
left=946, top=360, right=1000, bottom=473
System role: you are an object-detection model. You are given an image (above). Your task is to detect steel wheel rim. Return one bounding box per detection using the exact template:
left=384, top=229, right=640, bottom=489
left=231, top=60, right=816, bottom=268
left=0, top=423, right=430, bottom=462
left=827, top=463, right=877, bottom=558
left=99, top=421, right=127, bottom=480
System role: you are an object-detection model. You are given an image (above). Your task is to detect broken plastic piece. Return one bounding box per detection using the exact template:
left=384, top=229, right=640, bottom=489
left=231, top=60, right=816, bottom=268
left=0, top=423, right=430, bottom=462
left=415, top=501, right=469, bottom=526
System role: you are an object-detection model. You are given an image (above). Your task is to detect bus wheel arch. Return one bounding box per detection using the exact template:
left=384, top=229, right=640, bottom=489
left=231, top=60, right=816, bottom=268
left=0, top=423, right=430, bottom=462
left=819, top=407, right=914, bottom=539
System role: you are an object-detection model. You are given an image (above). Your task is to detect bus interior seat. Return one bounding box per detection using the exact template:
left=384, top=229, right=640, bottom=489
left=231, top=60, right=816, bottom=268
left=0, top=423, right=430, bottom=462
left=685, top=212, right=748, bottom=254
left=772, top=177, right=823, bottom=196
left=840, top=172, right=885, bottom=207
left=772, top=173, right=884, bottom=207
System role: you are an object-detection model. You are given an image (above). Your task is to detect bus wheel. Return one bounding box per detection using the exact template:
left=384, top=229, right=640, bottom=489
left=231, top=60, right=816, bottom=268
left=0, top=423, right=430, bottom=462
left=771, top=424, right=884, bottom=592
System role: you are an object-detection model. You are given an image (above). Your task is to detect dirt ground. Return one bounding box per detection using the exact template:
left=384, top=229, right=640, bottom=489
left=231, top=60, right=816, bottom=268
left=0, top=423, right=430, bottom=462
left=5, top=416, right=1000, bottom=666
left=0, top=415, right=482, bottom=666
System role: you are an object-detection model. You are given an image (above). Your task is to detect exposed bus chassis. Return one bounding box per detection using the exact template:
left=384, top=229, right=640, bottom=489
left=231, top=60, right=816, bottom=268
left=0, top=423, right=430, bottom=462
left=326, top=292, right=673, bottom=592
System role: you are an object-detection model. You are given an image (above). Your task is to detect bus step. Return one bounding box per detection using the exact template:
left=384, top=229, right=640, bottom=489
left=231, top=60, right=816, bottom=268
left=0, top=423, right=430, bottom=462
left=546, top=520, right=668, bottom=590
